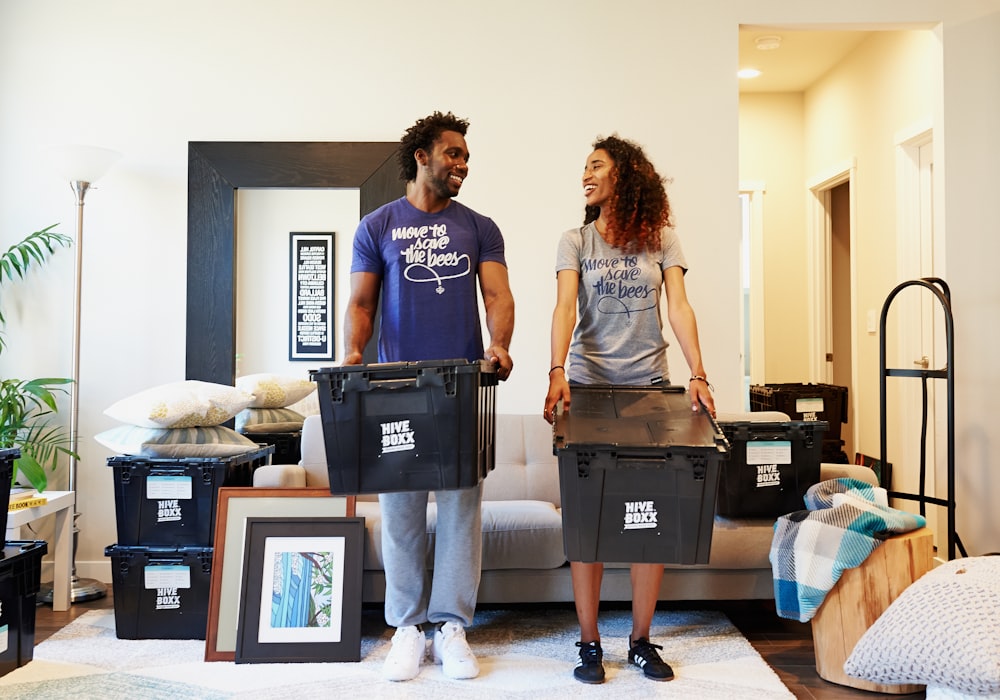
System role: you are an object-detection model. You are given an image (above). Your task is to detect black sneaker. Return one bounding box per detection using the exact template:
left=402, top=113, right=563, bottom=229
left=573, top=640, right=605, bottom=684
left=628, top=636, right=674, bottom=681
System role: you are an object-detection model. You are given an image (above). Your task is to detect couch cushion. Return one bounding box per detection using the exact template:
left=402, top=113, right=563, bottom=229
left=486, top=414, right=562, bottom=506
left=356, top=499, right=566, bottom=572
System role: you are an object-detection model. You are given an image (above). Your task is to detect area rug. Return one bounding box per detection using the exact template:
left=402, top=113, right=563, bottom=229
left=0, top=606, right=794, bottom=699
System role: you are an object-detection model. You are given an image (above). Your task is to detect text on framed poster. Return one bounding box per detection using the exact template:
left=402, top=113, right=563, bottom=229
left=290, top=232, right=335, bottom=361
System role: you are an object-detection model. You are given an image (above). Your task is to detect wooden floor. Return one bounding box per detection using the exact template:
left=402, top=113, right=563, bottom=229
left=32, top=595, right=923, bottom=699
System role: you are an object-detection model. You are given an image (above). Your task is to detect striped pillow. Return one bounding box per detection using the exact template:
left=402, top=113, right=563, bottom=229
left=95, top=425, right=260, bottom=458
left=236, top=407, right=305, bottom=433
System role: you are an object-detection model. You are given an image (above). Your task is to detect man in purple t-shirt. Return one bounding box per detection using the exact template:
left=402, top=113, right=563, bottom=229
left=344, top=111, right=514, bottom=682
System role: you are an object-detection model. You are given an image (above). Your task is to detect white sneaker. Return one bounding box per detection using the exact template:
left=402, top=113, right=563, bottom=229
left=383, top=625, right=426, bottom=681
left=432, top=621, right=480, bottom=679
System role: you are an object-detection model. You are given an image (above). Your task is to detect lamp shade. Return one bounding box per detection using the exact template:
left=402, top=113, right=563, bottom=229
left=47, top=144, right=122, bottom=184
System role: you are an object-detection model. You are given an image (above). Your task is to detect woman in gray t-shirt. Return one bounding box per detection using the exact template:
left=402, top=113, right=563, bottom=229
left=543, top=135, right=716, bottom=686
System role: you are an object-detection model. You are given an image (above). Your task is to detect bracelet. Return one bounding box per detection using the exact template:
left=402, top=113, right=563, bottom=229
left=689, top=375, right=714, bottom=391
left=549, top=365, right=565, bottom=375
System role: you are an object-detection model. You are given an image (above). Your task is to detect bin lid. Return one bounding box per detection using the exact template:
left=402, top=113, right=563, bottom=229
left=553, top=385, right=728, bottom=453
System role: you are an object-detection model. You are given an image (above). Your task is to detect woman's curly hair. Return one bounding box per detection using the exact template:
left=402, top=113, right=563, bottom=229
left=397, top=111, right=470, bottom=182
left=584, top=135, right=672, bottom=253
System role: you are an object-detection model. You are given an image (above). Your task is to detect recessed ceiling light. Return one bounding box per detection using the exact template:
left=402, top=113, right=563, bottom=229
left=738, top=68, right=762, bottom=79
left=755, top=35, right=782, bottom=51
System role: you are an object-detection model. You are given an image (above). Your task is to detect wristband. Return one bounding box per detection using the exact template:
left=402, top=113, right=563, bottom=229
left=549, top=365, right=565, bottom=375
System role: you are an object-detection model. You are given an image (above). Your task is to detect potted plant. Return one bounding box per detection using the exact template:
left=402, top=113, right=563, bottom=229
left=0, top=225, right=76, bottom=491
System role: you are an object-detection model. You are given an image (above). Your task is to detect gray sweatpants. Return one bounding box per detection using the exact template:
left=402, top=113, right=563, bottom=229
left=379, top=483, right=483, bottom=628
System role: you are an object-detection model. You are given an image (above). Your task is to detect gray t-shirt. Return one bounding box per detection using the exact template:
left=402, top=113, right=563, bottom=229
left=555, top=222, right=688, bottom=385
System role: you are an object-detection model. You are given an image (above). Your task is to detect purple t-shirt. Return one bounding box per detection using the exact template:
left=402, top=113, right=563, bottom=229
left=351, top=196, right=506, bottom=363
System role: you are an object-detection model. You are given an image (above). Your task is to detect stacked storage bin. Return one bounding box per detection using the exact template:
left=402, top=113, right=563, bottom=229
left=1, top=448, right=49, bottom=677
left=0, top=540, right=48, bottom=677
left=750, top=383, right=849, bottom=463
left=104, top=446, right=273, bottom=639
left=0, top=447, right=16, bottom=538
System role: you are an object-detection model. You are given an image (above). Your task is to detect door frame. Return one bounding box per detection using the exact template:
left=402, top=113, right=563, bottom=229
left=740, top=181, right=767, bottom=394
left=894, top=121, right=946, bottom=551
left=807, top=158, right=858, bottom=454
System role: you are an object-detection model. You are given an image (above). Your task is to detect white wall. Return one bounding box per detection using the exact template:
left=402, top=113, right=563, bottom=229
left=1, top=0, right=998, bottom=579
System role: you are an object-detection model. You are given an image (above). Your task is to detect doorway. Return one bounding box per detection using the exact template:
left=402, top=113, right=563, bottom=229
left=808, top=164, right=856, bottom=461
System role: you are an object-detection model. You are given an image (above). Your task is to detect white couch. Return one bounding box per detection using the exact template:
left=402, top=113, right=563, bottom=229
left=253, top=413, right=876, bottom=603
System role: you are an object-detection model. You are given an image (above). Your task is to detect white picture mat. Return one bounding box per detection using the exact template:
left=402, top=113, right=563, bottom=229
left=256, top=535, right=345, bottom=643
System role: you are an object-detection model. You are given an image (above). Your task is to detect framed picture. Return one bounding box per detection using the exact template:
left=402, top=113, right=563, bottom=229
left=204, top=488, right=355, bottom=662
left=235, top=517, right=364, bottom=664
left=289, top=232, right=335, bottom=361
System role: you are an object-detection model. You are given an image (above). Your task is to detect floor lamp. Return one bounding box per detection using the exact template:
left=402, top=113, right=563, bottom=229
left=39, top=144, right=122, bottom=604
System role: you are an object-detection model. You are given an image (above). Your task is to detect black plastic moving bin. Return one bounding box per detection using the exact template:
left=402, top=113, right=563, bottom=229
left=717, top=420, right=828, bottom=517
left=0, top=540, right=47, bottom=677
left=108, top=446, right=274, bottom=546
left=553, top=386, right=728, bottom=565
left=750, top=383, right=848, bottom=442
left=312, top=359, right=498, bottom=495
left=0, top=448, right=18, bottom=539
left=242, top=431, right=301, bottom=465
left=105, top=544, right=213, bottom=640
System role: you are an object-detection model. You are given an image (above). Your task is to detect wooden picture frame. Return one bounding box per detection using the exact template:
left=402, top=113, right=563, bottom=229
left=235, top=517, right=364, bottom=663
left=204, top=487, right=355, bottom=661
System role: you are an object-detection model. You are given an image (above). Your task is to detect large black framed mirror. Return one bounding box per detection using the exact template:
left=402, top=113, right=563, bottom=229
left=186, top=141, right=403, bottom=385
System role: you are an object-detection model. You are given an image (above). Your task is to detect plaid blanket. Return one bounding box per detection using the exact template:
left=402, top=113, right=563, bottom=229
left=770, top=478, right=926, bottom=622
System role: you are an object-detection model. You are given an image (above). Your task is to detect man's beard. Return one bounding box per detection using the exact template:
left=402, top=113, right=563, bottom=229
left=426, top=165, right=458, bottom=199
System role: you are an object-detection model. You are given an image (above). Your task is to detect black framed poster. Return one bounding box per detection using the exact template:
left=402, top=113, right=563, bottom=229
left=289, top=232, right=334, bottom=361
left=234, top=516, right=364, bottom=664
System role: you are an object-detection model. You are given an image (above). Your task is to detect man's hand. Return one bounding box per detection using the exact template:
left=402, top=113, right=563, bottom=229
left=342, top=351, right=364, bottom=366
left=485, top=345, right=513, bottom=381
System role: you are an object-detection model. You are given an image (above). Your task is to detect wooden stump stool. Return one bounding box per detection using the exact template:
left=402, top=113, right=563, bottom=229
left=811, top=527, right=934, bottom=694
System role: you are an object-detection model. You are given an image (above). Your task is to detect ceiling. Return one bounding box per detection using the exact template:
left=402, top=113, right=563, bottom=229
left=738, top=28, right=872, bottom=93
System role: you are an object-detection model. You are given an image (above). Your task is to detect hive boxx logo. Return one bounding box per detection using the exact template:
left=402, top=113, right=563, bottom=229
left=756, top=464, right=781, bottom=487
left=623, top=500, right=658, bottom=530
left=380, top=419, right=415, bottom=454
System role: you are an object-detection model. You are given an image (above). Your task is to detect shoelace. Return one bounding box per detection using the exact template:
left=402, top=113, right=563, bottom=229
left=576, top=641, right=602, bottom=663
left=630, top=638, right=665, bottom=665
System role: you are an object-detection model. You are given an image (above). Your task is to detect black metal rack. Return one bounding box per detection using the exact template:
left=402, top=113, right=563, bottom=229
left=878, top=277, right=964, bottom=560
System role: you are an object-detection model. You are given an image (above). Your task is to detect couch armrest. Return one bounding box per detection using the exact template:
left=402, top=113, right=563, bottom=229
left=820, top=462, right=878, bottom=487
left=253, top=464, right=308, bottom=488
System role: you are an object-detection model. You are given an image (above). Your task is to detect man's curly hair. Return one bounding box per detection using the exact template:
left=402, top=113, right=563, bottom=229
left=397, top=111, right=470, bottom=182
left=584, top=135, right=672, bottom=253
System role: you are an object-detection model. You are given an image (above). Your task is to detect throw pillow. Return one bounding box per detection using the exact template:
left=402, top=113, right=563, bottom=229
left=236, top=373, right=315, bottom=408
left=105, top=380, right=254, bottom=429
left=95, top=424, right=260, bottom=458
left=235, top=407, right=306, bottom=433
left=844, top=556, right=1000, bottom=694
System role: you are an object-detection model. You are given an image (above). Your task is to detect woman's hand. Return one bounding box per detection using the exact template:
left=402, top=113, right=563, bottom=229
left=688, top=376, right=716, bottom=418
left=544, top=369, right=570, bottom=424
